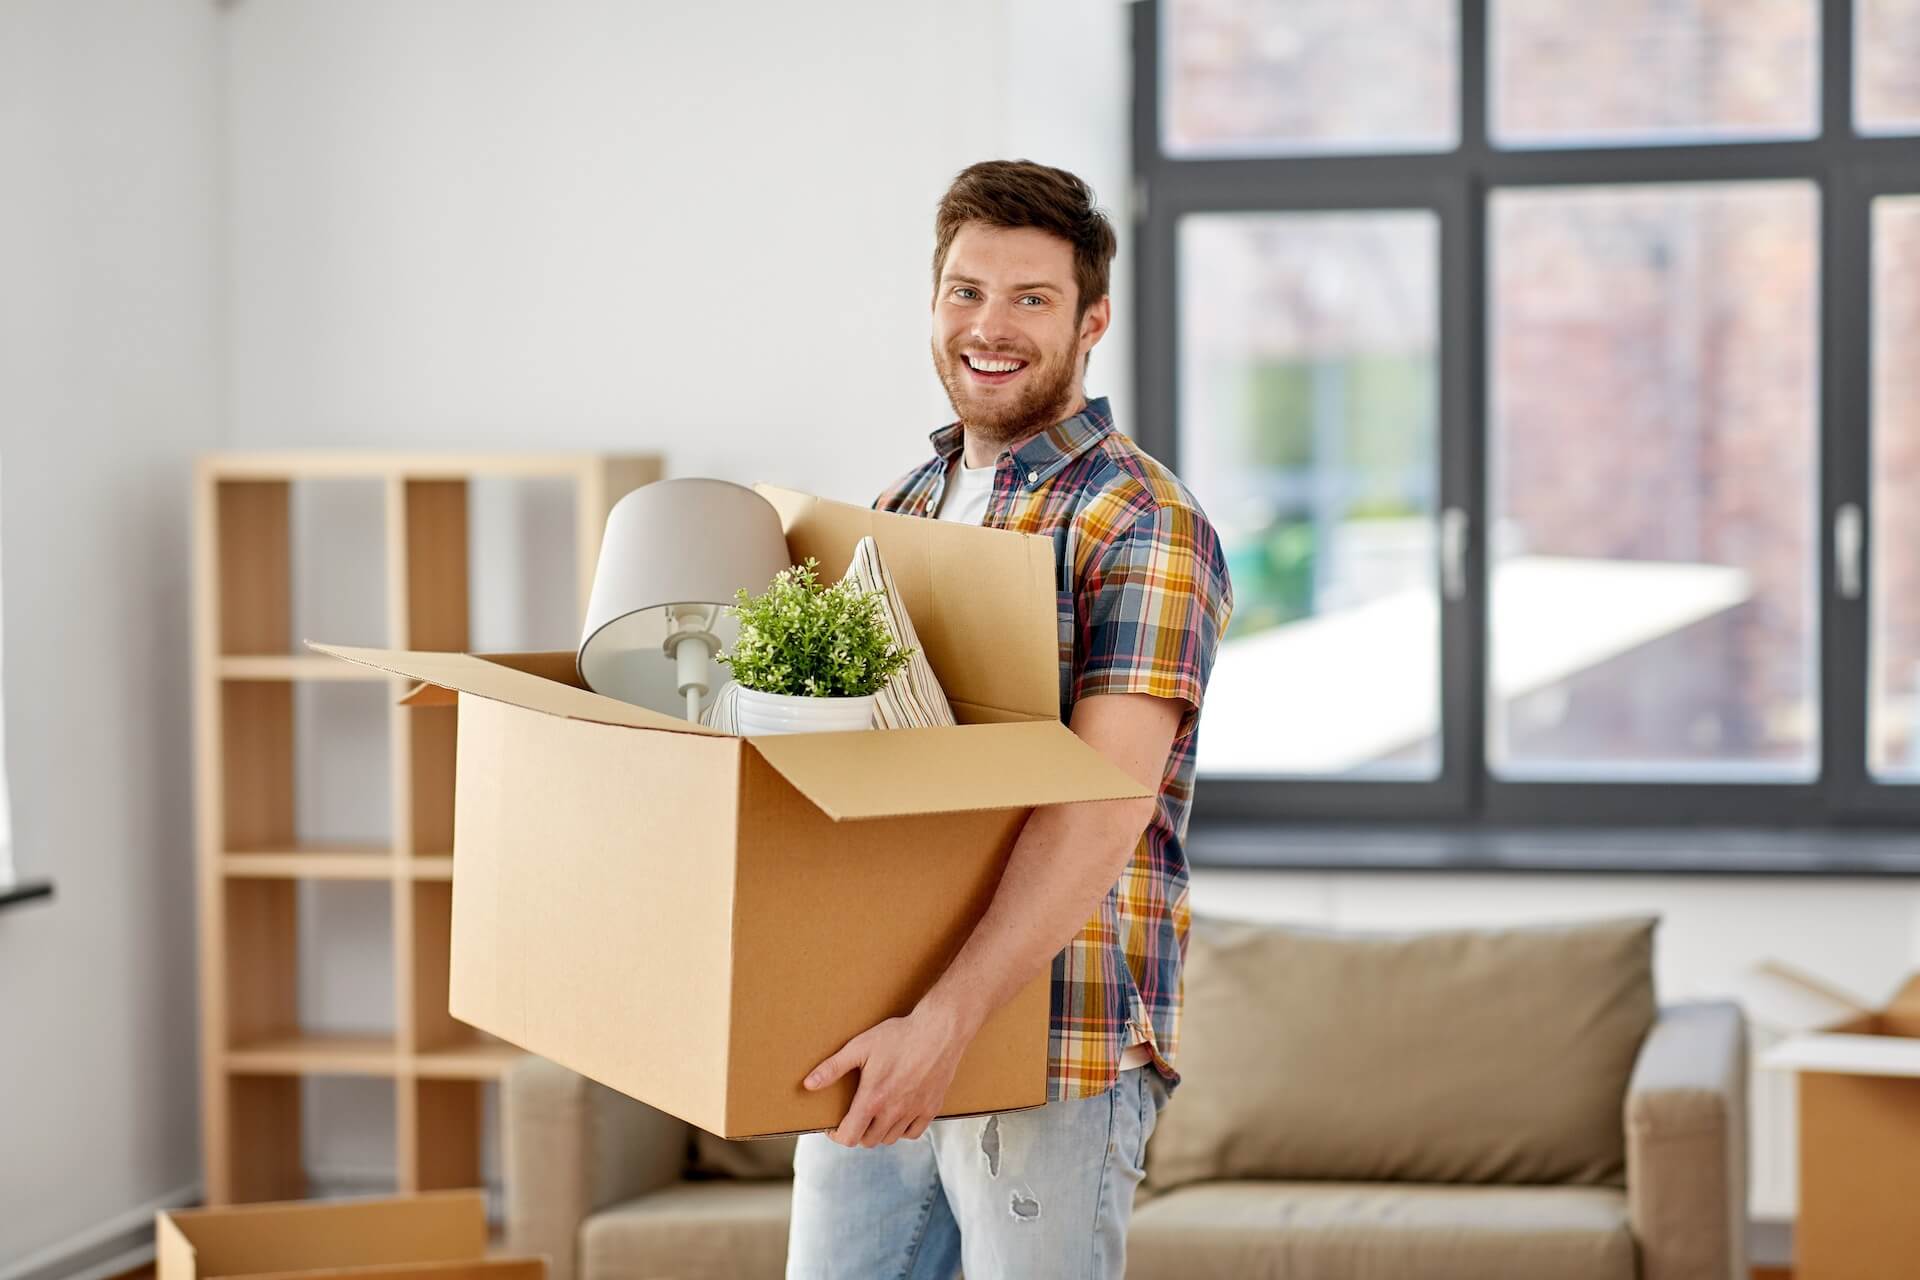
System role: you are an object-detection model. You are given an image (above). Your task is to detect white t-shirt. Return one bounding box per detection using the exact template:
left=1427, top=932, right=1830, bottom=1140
left=935, top=453, right=1153, bottom=1073
left=935, top=457, right=996, bottom=524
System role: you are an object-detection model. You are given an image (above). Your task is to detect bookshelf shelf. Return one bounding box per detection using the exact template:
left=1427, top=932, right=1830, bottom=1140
left=194, top=450, right=662, bottom=1203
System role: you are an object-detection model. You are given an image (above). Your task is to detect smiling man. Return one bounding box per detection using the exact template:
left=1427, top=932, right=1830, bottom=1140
left=784, top=160, right=1234, bottom=1279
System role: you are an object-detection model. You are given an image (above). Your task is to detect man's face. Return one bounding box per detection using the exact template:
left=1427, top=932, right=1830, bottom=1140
left=931, top=223, right=1109, bottom=448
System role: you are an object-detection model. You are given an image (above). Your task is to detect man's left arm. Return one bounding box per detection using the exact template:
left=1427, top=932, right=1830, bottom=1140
left=802, top=691, right=1183, bottom=1148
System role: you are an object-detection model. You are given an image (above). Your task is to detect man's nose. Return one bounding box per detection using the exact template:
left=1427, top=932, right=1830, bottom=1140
left=970, top=297, right=1022, bottom=347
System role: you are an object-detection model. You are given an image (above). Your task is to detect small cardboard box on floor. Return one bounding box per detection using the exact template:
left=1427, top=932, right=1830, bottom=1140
left=1751, top=961, right=1920, bottom=1279
left=312, top=484, right=1149, bottom=1140
left=157, top=1190, right=542, bottom=1280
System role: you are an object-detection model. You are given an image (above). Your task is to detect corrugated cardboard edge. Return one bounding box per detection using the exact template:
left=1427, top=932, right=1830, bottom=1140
left=155, top=1211, right=197, bottom=1280
left=737, top=1100, right=1050, bottom=1141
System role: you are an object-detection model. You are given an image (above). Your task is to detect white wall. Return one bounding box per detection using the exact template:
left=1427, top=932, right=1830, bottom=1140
left=223, top=0, right=1135, bottom=502
left=0, top=0, right=220, bottom=1263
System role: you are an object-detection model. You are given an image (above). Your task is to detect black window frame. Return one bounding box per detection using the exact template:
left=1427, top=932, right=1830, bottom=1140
left=1133, top=0, right=1920, bottom=835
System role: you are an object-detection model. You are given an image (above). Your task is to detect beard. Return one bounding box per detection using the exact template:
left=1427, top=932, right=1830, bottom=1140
left=931, top=335, right=1082, bottom=449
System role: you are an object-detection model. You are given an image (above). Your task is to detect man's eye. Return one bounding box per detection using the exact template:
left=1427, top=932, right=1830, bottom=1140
left=1020, top=296, right=1045, bottom=306
left=954, top=287, right=978, bottom=300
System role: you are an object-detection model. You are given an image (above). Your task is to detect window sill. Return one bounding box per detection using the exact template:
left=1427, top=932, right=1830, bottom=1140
left=1185, top=822, right=1920, bottom=876
left=0, top=879, right=54, bottom=911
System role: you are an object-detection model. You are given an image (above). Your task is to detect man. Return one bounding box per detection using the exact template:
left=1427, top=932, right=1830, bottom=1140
left=784, top=160, right=1233, bottom=1278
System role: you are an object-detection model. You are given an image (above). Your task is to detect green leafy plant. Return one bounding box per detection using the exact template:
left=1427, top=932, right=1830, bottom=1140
left=716, top=557, right=915, bottom=698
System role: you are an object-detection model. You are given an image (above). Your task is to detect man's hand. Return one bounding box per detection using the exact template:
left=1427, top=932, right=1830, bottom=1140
left=803, top=1001, right=976, bottom=1147
left=800, top=693, right=1181, bottom=1149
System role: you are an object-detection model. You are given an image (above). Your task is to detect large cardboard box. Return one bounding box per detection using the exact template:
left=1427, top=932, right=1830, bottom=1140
left=156, top=1191, right=542, bottom=1280
left=1754, top=962, right=1920, bottom=1279
left=312, top=485, right=1151, bottom=1139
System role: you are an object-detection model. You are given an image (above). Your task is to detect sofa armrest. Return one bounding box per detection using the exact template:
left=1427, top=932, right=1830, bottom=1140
left=503, top=1055, right=691, bottom=1280
left=1625, top=1001, right=1749, bottom=1280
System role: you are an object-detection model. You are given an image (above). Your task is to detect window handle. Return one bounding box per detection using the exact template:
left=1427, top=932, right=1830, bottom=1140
left=1835, top=502, right=1864, bottom=600
left=1440, top=506, right=1469, bottom=602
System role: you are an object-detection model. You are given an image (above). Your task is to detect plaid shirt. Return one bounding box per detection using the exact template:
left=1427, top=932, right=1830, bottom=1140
left=873, top=396, right=1233, bottom=1101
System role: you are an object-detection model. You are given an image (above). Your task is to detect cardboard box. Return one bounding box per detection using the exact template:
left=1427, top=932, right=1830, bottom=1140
left=311, top=485, right=1151, bottom=1139
left=1754, top=962, right=1920, bottom=1279
left=156, top=1190, right=543, bottom=1280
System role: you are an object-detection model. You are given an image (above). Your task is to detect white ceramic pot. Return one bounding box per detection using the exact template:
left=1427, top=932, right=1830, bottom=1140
left=733, top=685, right=877, bottom=736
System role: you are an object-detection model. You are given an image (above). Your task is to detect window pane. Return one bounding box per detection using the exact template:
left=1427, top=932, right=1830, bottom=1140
left=1163, top=0, right=1458, bottom=157
left=1871, top=196, right=1920, bottom=779
left=1489, top=183, right=1819, bottom=780
left=1492, top=0, right=1818, bottom=147
left=1859, top=0, right=1920, bottom=134
left=1179, top=212, right=1441, bottom=778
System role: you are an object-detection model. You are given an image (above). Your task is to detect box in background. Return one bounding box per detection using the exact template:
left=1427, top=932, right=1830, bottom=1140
left=156, top=1190, right=545, bottom=1280
left=1753, top=961, right=1920, bottom=1279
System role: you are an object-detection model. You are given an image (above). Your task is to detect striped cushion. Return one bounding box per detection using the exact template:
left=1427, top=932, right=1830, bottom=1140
left=701, top=535, right=955, bottom=732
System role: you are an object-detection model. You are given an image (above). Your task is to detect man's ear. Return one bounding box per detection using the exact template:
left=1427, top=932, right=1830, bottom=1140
left=1079, top=294, right=1112, bottom=356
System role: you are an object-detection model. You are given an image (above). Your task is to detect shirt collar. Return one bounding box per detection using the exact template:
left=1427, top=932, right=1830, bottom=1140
left=926, top=397, right=1115, bottom=492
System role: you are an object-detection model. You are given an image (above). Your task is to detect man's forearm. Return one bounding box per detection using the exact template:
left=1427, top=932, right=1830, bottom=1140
left=914, top=795, right=1153, bottom=1039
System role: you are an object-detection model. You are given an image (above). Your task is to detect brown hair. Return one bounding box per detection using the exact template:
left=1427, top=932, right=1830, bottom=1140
left=932, top=160, right=1117, bottom=323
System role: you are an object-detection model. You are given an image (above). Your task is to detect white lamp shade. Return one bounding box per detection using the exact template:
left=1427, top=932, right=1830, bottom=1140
left=577, top=479, right=792, bottom=708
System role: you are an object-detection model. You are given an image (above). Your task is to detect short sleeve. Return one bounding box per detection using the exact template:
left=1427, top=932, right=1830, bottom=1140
left=1071, top=501, right=1232, bottom=720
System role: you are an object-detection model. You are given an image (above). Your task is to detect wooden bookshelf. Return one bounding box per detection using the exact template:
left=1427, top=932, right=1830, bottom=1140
left=192, top=451, right=662, bottom=1204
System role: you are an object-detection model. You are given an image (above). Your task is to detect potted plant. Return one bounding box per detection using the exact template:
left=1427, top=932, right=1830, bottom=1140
left=717, top=556, right=916, bottom=735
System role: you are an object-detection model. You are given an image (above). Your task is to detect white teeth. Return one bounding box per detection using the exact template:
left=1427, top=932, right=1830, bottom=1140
left=967, top=356, right=1024, bottom=373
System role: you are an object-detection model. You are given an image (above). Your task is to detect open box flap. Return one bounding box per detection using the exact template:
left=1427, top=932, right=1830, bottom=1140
left=1734, top=960, right=1873, bottom=1035
left=1761, top=1031, right=1920, bottom=1080
left=308, top=642, right=727, bottom=737
left=397, top=651, right=582, bottom=708
left=745, top=720, right=1152, bottom=821
left=754, top=484, right=1060, bottom=724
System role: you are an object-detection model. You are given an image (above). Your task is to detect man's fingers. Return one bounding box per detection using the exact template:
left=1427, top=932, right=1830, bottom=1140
left=904, top=1115, right=932, bottom=1141
left=878, top=1114, right=915, bottom=1146
left=830, top=1093, right=876, bottom=1147
left=805, top=1037, right=866, bottom=1091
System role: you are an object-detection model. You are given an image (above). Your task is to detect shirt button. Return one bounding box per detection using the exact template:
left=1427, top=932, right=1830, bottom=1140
left=1026, top=469, right=1039, bottom=483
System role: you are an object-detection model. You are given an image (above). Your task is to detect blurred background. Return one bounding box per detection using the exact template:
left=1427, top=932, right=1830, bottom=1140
left=2, top=0, right=1917, bottom=1275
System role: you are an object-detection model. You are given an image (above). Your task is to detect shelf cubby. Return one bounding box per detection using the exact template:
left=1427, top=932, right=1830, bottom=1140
left=195, top=451, right=662, bottom=1205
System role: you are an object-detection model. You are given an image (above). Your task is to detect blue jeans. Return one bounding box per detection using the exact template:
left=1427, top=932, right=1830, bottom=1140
left=785, top=1065, right=1169, bottom=1279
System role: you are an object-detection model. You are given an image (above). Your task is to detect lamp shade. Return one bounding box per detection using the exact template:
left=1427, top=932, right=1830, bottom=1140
left=577, top=478, right=792, bottom=709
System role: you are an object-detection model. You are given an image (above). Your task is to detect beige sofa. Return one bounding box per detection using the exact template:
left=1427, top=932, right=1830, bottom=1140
left=502, top=916, right=1748, bottom=1280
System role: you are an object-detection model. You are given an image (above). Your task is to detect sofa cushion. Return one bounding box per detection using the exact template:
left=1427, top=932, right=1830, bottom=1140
left=1145, top=915, right=1656, bottom=1191
left=583, top=1180, right=790, bottom=1280
left=1126, top=1181, right=1635, bottom=1280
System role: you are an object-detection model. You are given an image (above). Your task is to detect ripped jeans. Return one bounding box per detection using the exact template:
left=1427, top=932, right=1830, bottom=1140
left=785, top=1065, right=1169, bottom=1280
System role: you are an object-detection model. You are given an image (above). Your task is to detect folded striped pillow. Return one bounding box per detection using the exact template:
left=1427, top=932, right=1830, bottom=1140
left=701, top=534, right=955, bottom=732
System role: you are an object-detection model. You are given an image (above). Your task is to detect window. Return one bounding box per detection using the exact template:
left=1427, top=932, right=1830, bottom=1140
left=1491, top=0, right=1819, bottom=147
left=1489, top=182, right=1819, bottom=781
left=1162, top=0, right=1458, bottom=156
left=1857, top=0, right=1920, bottom=134
left=1135, top=0, right=1920, bottom=828
left=1871, top=195, right=1920, bottom=778
left=1179, top=211, right=1442, bottom=779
